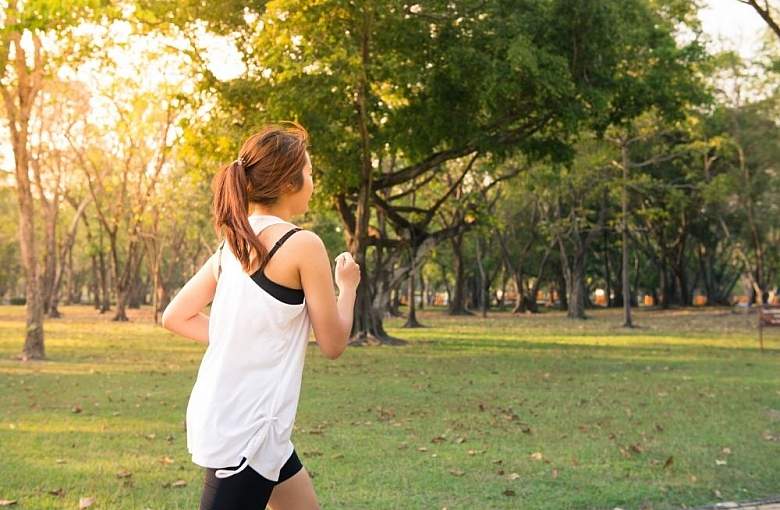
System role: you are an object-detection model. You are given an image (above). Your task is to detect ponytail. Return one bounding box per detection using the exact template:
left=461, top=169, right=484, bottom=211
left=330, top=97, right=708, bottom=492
left=212, top=122, right=309, bottom=274
left=211, top=160, right=268, bottom=274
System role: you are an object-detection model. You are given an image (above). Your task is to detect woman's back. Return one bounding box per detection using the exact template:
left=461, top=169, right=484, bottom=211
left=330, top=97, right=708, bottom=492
left=186, top=214, right=311, bottom=481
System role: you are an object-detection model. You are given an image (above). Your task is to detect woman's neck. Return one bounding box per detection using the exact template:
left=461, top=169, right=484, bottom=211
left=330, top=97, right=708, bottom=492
left=247, top=202, right=293, bottom=222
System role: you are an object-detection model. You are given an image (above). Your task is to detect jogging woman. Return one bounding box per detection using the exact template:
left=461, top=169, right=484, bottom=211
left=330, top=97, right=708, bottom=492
left=161, top=122, right=360, bottom=509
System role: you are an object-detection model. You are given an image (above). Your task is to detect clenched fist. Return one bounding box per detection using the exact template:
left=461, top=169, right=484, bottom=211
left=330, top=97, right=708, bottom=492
left=334, top=252, right=360, bottom=292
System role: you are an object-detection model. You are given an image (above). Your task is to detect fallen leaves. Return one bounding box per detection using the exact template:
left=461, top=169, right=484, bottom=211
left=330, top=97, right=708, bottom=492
left=0, top=500, right=18, bottom=507
left=79, top=497, right=95, bottom=509
left=618, top=443, right=645, bottom=458
left=762, top=431, right=779, bottom=442
left=529, top=452, right=543, bottom=461
left=375, top=406, right=395, bottom=421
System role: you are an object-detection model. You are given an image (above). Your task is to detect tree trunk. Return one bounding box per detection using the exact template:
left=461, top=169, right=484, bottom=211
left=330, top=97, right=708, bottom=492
left=2, top=25, right=46, bottom=360
left=389, top=285, right=402, bottom=317
left=402, top=252, right=423, bottom=328
left=567, top=257, right=587, bottom=319
left=621, top=142, right=633, bottom=327
left=99, top=245, right=111, bottom=313
left=448, top=232, right=472, bottom=315
left=557, top=270, right=568, bottom=311
left=659, top=264, right=670, bottom=309
left=476, top=236, right=488, bottom=318
left=418, top=272, right=425, bottom=311
left=511, top=272, right=525, bottom=314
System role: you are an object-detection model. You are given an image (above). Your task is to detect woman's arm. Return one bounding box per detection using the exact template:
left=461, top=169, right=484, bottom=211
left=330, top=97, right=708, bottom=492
left=297, top=232, right=359, bottom=359
left=161, top=251, right=219, bottom=344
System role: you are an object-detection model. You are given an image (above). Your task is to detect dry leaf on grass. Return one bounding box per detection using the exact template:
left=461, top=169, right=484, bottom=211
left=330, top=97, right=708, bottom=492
left=0, top=500, right=18, bottom=507
left=79, top=497, right=95, bottom=509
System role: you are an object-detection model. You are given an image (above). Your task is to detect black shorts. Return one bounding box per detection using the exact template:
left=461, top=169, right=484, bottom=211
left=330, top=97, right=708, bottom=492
left=199, top=449, right=304, bottom=510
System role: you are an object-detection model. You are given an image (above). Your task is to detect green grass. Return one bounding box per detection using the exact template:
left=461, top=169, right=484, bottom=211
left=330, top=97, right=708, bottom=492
left=0, top=304, right=778, bottom=509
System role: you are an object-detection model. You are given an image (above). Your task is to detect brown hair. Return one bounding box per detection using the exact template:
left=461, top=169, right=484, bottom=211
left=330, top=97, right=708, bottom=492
left=211, top=121, right=309, bottom=273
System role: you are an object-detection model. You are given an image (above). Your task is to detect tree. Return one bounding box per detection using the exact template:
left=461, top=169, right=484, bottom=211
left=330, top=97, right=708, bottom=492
left=65, top=32, right=186, bottom=320
left=158, top=0, right=701, bottom=341
left=0, top=0, right=105, bottom=359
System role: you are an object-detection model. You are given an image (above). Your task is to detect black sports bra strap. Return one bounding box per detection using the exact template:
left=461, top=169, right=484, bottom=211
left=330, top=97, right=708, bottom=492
left=261, top=227, right=303, bottom=270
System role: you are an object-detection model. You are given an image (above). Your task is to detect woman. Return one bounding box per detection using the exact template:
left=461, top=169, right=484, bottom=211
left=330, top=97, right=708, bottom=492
left=161, top=122, right=360, bottom=509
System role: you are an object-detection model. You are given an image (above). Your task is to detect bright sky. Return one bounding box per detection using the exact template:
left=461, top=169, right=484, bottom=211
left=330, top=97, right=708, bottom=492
left=698, top=0, right=770, bottom=59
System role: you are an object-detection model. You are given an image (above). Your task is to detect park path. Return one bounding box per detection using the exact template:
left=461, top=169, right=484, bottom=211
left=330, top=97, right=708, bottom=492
left=690, top=497, right=780, bottom=509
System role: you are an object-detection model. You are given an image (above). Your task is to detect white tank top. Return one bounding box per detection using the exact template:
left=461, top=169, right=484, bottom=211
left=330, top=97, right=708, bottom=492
left=186, top=214, right=311, bottom=481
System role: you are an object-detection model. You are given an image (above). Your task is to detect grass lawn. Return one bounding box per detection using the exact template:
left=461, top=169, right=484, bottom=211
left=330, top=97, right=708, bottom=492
left=0, top=304, right=778, bottom=509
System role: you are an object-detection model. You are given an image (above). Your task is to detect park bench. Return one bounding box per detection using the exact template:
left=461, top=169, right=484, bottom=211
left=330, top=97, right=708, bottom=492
left=758, top=304, right=780, bottom=352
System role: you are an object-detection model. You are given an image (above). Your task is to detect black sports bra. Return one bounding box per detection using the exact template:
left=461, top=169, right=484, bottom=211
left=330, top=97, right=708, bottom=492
left=218, top=227, right=305, bottom=305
